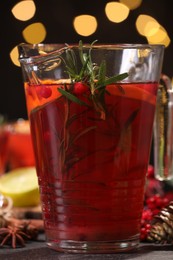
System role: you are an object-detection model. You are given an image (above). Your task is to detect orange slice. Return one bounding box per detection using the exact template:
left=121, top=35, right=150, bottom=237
left=107, top=84, right=157, bottom=105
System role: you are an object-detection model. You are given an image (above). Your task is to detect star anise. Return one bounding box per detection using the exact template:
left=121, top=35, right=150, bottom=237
left=0, top=225, right=30, bottom=248
left=22, top=221, right=39, bottom=240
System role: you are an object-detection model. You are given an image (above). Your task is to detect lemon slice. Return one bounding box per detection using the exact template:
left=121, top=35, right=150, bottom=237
left=0, top=167, right=40, bottom=207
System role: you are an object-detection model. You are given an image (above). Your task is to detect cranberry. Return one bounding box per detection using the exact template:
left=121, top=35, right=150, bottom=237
left=40, top=86, right=52, bottom=98
left=146, top=194, right=168, bottom=211
left=73, top=82, right=89, bottom=95
left=142, top=209, right=153, bottom=222
left=162, top=197, right=169, bottom=207
left=140, top=223, right=151, bottom=241
left=147, top=165, right=154, bottom=178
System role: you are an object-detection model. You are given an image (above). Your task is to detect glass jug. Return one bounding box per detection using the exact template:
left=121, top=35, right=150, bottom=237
left=18, top=42, right=164, bottom=253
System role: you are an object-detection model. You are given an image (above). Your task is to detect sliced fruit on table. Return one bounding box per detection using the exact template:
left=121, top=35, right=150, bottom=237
left=0, top=167, right=40, bottom=207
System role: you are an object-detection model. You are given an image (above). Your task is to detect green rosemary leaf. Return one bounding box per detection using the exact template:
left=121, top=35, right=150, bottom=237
left=91, top=39, right=98, bottom=46
left=92, top=94, right=106, bottom=118
left=105, top=89, right=111, bottom=95
left=66, top=108, right=90, bottom=127
left=59, top=41, right=129, bottom=121
left=124, top=108, right=140, bottom=129
left=95, top=72, right=128, bottom=89
left=103, top=72, right=128, bottom=85
left=97, top=60, right=106, bottom=86
left=79, top=40, right=85, bottom=65
left=58, top=88, right=90, bottom=107
left=71, top=125, right=97, bottom=144
left=65, top=48, right=78, bottom=75
left=65, top=66, right=77, bottom=79
left=117, top=85, right=125, bottom=94
left=79, top=55, right=90, bottom=79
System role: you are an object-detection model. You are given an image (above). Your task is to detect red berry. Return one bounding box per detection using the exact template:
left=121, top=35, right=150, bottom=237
left=147, top=165, right=154, bottom=178
left=162, top=197, right=169, bottom=207
left=164, top=192, right=173, bottom=203
left=40, top=86, right=52, bottom=98
left=73, top=82, right=89, bottom=95
left=140, top=222, right=152, bottom=241
left=142, top=209, right=153, bottom=222
left=155, top=195, right=163, bottom=208
left=145, top=223, right=151, bottom=229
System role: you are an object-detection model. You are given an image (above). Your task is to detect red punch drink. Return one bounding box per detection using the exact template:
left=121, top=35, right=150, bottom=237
left=18, top=42, right=164, bottom=253
left=26, top=81, right=157, bottom=247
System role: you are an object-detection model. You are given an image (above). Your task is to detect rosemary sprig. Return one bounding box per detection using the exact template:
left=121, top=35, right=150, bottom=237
left=58, top=87, right=89, bottom=107
left=58, top=40, right=128, bottom=119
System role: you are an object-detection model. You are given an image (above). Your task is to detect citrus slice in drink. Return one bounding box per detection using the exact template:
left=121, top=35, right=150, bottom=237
left=0, top=167, right=40, bottom=207
left=107, top=83, right=157, bottom=105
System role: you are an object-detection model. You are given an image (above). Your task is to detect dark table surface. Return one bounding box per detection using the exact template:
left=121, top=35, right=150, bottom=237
left=0, top=234, right=173, bottom=260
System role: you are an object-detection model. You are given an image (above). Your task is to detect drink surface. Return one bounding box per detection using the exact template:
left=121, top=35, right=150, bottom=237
left=25, top=81, right=158, bottom=241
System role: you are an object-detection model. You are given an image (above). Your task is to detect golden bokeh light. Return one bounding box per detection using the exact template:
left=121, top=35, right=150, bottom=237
left=136, top=15, right=160, bottom=36
left=105, top=2, right=129, bottom=23
left=11, top=0, right=36, bottom=21
left=10, top=46, right=20, bottom=67
left=146, top=26, right=171, bottom=47
left=119, top=0, right=142, bottom=10
left=157, top=34, right=170, bottom=48
left=73, top=15, right=97, bottom=36
left=144, top=21, right=161, bottom=37
left=22, top=23, right=46, bottom=44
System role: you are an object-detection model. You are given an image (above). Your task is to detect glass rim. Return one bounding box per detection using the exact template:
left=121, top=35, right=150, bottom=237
left=18, top=42, right=165, bottom=63
left=18, top=42, right=165, bottom=49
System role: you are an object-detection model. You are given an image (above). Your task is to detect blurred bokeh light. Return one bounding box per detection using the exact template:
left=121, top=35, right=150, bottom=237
left=73, top=15, right=97, bottom=36
left=136, top=15, right=160, bottom=37
left=10, top=46, right=20, bottom=67
left=0, top=0, right=172, bottom=121
left=136, top=14, right=170, bottom=47
left=119, top=0, right=142, bottom=10
left=22, top=22, right=46, bottom=44
left=105, top=2, right=130, bottom=23
left=11, top=0, right=36, bottom=21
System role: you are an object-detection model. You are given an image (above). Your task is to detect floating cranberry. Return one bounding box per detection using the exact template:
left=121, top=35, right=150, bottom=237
left=73, top=82, right=89, bottom=95
left=40, top=86, right=52, bottom=98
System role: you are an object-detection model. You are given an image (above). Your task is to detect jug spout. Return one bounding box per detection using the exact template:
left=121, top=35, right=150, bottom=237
left=154, top=74, right=173, bottom=180
left=18, top=43, right=68, bottom=85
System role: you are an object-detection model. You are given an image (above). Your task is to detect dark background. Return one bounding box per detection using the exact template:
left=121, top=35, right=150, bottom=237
left=0, top=0, right=173, bottom=120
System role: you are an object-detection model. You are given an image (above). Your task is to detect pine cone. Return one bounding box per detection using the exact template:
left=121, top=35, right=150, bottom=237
left=147, top=201, right=173, bottom=244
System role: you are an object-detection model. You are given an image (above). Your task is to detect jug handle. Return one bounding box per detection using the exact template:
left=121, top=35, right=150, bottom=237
left=154, top=74, right=173, bottom=181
